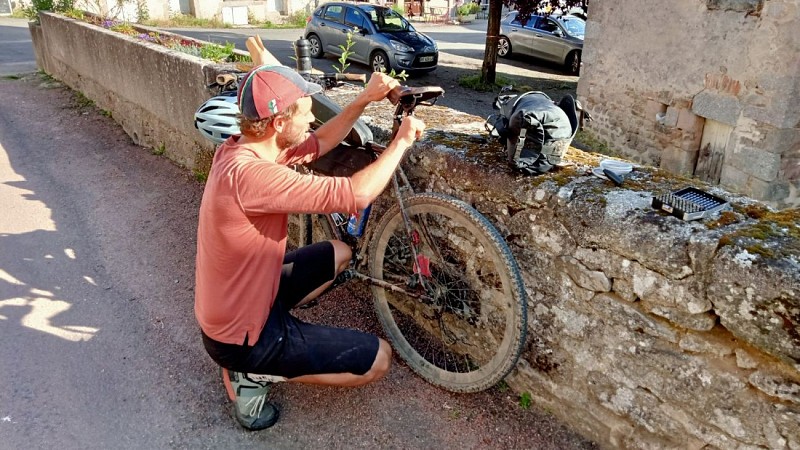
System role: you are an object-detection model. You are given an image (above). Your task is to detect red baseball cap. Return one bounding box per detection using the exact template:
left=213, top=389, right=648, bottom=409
left=237, top=65, right=323, bottom=121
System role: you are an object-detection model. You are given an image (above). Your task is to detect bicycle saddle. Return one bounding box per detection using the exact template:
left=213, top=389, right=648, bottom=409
left=389, top=86, right=445, bottom=106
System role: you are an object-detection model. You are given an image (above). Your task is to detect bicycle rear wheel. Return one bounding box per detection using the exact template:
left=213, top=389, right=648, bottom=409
left=367, top=193, right=527, bottom=392
left=287, top=214, right=336, bottom=251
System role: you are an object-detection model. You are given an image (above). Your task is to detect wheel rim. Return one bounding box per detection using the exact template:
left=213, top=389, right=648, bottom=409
left=571, top=53, right=580, bottom=74
left=369, top=194, right=526, bottom=392
left=498, top=38, right=509, bottom=56
left=372, top=53, right=388, bottom=73
left=309, top=37, right=320, bottom=56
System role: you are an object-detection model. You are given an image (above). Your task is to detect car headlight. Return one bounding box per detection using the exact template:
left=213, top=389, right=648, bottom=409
left=433, top=41, right=438, bottom=51
left=389, top=40, right=414, bottom=53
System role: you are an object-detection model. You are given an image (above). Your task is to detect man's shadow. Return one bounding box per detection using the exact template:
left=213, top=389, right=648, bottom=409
left=0, top=227, right=100, bottom=342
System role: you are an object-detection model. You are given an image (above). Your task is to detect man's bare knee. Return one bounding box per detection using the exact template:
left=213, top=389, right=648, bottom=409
left=330, top=240, right=352, bottom=274
left=364, top=339, right=392, bottom=382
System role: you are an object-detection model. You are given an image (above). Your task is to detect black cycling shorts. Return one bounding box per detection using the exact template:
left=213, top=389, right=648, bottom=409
left=202, top=241, right=380, bottom=379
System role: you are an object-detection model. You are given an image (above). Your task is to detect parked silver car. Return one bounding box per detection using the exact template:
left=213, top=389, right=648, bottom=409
left=498, top=11, right=585, bottom=75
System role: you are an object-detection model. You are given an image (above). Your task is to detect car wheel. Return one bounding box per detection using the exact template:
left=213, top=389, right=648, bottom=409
left=497, top=37, right=512, bottom=57
left=370, top=50, right=391, bottom=73
left=307, top=34, right=324, bottom=58
left=566, top=50, right=581, bottom=75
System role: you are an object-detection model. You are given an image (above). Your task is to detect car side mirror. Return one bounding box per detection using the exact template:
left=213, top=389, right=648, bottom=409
left=552, top=28, right=563, bottom=37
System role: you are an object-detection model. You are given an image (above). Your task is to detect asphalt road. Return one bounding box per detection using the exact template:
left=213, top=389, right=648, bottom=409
left=0, top=17, right=38, bottom=76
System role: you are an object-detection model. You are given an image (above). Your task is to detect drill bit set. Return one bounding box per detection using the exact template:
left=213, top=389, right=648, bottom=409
left=651, top=187, right=729, bottom=221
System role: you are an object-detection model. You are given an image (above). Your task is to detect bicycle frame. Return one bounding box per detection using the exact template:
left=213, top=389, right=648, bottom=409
left=301, top=86, right=446, bottom=300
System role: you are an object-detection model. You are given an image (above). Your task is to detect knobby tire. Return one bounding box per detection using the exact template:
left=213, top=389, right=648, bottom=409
left=287, top=214, right=335, bottom=250
left=368, top=193, right=527, bottom=392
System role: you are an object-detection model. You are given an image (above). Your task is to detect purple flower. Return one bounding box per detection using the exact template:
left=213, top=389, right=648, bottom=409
left=138, top=33, right=155, bottom=41
left=102, top=20, right=116, bottom=28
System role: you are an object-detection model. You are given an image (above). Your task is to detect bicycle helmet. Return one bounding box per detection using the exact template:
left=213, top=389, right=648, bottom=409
left=194, top=92, right=241, bottom=144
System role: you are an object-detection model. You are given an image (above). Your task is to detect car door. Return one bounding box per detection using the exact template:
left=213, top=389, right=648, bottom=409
left=343, top=6, right=373, bottom=65
left=319, top=4, right=348, bottom=55
left=531, top=17, right=566, bottom=63
left=505, top=14, right=533, bottom=55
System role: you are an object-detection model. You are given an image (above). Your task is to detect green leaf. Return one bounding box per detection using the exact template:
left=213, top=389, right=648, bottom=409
left=519, top=392, right=532, bottom=410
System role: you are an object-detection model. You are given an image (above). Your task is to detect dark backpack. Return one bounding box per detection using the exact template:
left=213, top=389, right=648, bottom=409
left=486, top=91, right=580, bottom=175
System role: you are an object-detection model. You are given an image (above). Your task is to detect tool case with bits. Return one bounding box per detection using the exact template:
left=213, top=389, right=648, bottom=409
left=651, top=187, right=730, bottom=221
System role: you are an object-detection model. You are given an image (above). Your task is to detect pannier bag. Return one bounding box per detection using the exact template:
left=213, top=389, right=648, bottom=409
left=486, top=91, right=579, bottom=175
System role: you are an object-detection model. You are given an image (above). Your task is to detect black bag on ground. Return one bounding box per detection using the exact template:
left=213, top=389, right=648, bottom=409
left=486, top=91, right=579, bottom=175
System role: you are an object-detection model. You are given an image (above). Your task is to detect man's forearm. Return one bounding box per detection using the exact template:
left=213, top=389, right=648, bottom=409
left=350, top=136, right=413, bottom=208
left=314, top=93, right=371, bottom=153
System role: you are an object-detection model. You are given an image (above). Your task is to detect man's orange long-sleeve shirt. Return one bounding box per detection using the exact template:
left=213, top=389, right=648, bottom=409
left=195, top=134, right=358, bottom=345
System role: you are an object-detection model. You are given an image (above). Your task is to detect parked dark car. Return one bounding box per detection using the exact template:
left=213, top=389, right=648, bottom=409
left=498, top=11, right=585, bottom=75
left=305, top=2, right=438, bottom=75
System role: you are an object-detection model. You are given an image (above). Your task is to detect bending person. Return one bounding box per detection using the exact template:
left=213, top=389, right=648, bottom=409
left=194, top=65, right=425, bottom=430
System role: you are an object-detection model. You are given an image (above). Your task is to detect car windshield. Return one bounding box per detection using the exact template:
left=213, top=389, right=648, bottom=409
left=558, top=16, right=585, bottom=36
left=361, top=5, right=415, bottom=32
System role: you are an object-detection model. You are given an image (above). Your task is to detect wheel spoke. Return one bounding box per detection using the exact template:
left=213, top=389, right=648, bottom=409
left=369, top=194, right=527, bottom=392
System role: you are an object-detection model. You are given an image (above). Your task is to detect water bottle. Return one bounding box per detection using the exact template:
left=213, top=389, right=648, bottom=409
left=346, top=205, right=372, bottom=237
left=294, top=37, right=312, bottom=75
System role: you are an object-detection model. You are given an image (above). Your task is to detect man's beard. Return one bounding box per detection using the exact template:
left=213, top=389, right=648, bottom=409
left=276, top=129, right=307, bottom=150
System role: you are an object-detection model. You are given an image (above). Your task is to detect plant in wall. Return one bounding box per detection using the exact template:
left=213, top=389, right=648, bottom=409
left=200, top=41, right=236, bottom=61
left=23, top=0, right=77, bottom=22
left=334, top=28, right=357, bottom=73
left=109, top=21, right=137, bottom=35
left=43, top=5, right=252, bottom=64
left=94, top=16, right=250, bottom=63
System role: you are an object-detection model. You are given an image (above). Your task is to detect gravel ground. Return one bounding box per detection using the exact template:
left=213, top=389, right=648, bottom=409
left=1, top=73, right=597, bottom=449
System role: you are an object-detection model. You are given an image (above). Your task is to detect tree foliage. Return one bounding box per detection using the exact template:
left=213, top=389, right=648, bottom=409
left=480, top=0, right=588, bottom=84
left=508, top=0, right=588, bottom=24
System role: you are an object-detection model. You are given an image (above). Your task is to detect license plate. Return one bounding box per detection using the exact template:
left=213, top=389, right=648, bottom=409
left=420, top=56, right=434, bottom=62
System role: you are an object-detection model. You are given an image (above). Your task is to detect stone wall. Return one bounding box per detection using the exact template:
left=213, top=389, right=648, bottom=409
left=326, top=90, right=800, bottom=450
left=31, top=13, right=800, bottom=448
left=577, top=0, right=800, bottom=209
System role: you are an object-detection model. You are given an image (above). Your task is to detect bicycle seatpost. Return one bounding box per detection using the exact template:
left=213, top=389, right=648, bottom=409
left=388, top=85, right=445, bottom=138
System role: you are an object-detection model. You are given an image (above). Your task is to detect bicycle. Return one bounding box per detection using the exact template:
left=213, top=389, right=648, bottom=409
left=195, top=71, right=528, bottom=392
left=290, top=85, right=529, bottom=393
